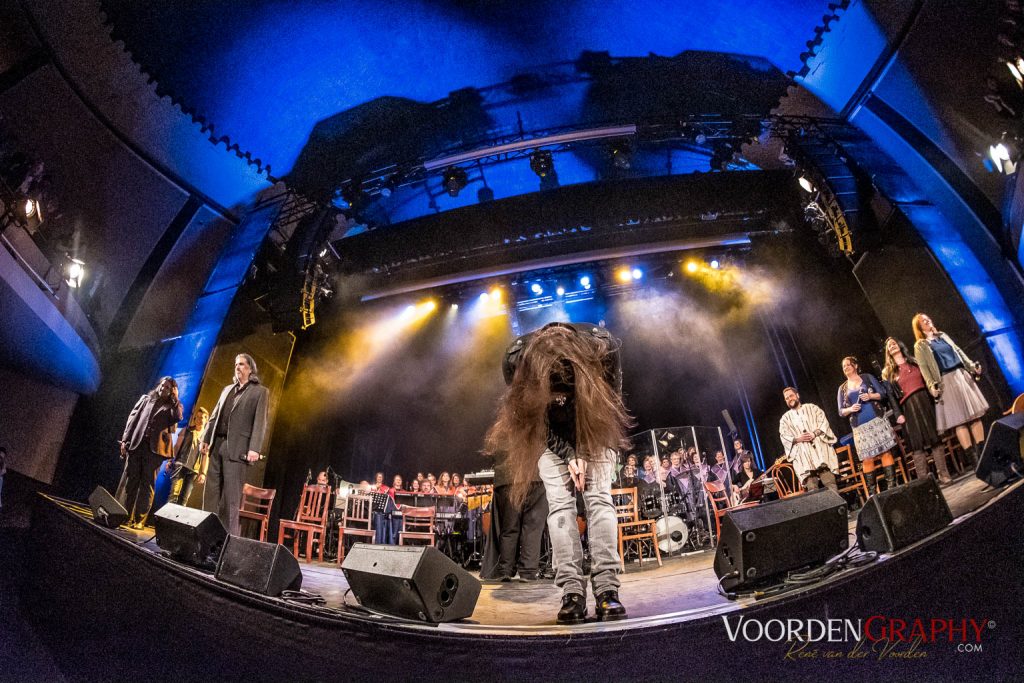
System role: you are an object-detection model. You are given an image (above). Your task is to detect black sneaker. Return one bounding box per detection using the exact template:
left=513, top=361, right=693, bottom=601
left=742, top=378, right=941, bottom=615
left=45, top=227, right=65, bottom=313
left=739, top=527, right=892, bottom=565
left=595, top=590, right=627, bottom=622
left=556, top=593, right=587, bottom=624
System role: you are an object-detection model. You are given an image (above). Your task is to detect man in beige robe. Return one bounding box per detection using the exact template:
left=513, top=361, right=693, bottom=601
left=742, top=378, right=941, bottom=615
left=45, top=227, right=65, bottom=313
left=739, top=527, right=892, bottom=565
left=778, top=387, right=839, bottom=491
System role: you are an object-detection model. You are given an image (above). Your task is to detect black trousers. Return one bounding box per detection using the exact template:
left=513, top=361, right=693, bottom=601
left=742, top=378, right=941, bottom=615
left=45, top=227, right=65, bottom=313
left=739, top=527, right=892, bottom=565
left=170, top=466, right=200, bottom=506
left=494, top=482, right=549, bottom=578
left=123, top=447, right=162, bottom=525
left=205, top=439, right=246, bottom=536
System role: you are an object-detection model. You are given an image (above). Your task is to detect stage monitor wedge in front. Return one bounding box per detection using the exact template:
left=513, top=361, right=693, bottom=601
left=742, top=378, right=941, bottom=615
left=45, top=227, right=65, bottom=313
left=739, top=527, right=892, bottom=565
left=856, top=477, right=952, bottom=553
left=88, top=486, right=128, bottom=529
left=215, top=535, right=302, bottom=596
left=713, top=488, right=848, bottom=592
left=342, top=544, right=481, bottom=623
left=976, top=413, right=1024, bottom=487
left=154, top=503, right=227, bottom=566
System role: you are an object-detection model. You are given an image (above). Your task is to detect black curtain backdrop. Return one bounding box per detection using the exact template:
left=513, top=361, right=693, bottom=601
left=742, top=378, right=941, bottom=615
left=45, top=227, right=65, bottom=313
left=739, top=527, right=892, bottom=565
left=263, top=231, right=888, bottom=529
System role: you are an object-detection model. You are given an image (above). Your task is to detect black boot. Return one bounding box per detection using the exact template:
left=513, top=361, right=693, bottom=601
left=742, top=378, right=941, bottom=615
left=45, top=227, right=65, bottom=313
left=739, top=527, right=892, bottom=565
left=964, top=444, right=979, bottom=468
left=883, top=464, right=898, bottom=491
left=556, top=593, right=587, bottom=625
left=595, top=590, right=627, bottom=622
left=863, top=469, right=878, bottom=496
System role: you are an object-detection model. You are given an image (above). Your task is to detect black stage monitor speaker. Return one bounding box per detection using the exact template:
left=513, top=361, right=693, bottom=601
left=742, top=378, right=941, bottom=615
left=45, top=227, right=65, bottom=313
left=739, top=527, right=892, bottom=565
left=215, top=535, right=302, bottom=596
left=154, top=503, right=227, bottom=565
left=856, top=477, right=952, bottom=553
left=714, top=488, right=848, bottom=592
left=88, top=486, right=128, bottom=528
left=342, top=544, right=481, bottom=623
left=976, top=413, right=1024, bottom=487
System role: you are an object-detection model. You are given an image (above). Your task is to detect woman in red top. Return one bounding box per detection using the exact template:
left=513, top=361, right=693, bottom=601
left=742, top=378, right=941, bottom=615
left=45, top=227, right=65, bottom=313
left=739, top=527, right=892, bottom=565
left=882, top=337, right=953, bottom=485
left=435, top=471, right=453, bottom=495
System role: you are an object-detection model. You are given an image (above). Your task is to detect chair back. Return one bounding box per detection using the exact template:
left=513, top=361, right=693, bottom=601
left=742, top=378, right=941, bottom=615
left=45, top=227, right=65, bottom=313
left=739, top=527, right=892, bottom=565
left=295, top=484, right=332, bottom=526
left=1009, top=392, right=1024, bottom=415
left=240, top=483, right=276, bottom=517
left=401, top=506, right=436, bottom=534
left=769, top=461, right=800, bottom=498
left=343, top=494, right=374, bottom=531
left=703, top=480, right=729, bottom=512
left=834, top=445, right=859, bottom=481
left=610, top=487, right=639, bottom=524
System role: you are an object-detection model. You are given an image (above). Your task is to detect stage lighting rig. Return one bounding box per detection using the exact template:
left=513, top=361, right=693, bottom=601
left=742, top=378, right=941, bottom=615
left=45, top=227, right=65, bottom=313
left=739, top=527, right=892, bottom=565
left=64, top=257, right=85, bottom=289
left=442, top=166, right=469, bottom=197
left=529, top=150, right=554, bottom=178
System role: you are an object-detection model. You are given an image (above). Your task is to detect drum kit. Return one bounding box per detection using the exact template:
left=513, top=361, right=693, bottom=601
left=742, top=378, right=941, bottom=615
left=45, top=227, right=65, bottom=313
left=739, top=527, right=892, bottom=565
left=638, top=471, right=712, bottom=553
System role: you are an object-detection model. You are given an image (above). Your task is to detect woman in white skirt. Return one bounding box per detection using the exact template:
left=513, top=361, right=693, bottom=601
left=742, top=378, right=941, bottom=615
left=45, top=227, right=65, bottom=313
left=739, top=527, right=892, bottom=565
left=838, top=356, right=898, bottom=495
left=912, top=313, right=989, bottom=465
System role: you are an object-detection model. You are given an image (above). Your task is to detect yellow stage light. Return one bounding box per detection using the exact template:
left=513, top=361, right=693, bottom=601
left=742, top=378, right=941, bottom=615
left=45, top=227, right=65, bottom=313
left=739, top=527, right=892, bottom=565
left=685, top=260, right=699, bottom=274
left=616, top=267, right=633, bottom=283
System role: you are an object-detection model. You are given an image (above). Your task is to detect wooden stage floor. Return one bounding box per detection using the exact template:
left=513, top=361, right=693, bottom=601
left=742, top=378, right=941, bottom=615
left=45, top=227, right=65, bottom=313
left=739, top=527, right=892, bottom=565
left=119, top=473, right=1004, bottom=629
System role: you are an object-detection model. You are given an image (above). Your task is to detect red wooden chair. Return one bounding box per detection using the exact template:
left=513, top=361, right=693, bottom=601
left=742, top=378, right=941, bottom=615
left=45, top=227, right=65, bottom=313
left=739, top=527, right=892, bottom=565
left=238, top=483, right=276, bottom=542
left=336, top=494, right=375, bottom=565
left=705, top=481, right=758, bottom=541
left=278, top=484, right=331, bottom=563
left=398, top=506, right=436, bottom=547
left=834, top=445, right=869, bottom=504
left=611, top=487, right=661, bottom=571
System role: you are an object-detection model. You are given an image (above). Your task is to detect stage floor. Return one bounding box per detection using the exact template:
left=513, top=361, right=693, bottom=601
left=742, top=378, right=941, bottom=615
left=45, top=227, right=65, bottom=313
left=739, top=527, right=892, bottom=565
left=104, top=473, right=1004, bottom=629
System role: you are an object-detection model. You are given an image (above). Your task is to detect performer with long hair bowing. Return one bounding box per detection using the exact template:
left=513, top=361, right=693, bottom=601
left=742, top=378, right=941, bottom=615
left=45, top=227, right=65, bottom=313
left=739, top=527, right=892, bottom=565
left=912, top=313, right=989, bottom=465
left=485, top=322, right=633, bottom=624
left=838, top=356, right=898, bottom=494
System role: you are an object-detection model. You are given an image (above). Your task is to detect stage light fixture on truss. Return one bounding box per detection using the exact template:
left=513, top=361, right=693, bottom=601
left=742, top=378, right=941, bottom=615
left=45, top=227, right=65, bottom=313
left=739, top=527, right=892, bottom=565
left=529, top=150, right=554, bottom=178
left=530, top=282, right=544, bottom=295
left=64, top=257, right=85, bottom=289
left=442, top=166, right=469, bottom=197
left=987, top=136, right=1018, bottom=175
left=579, top=275, right=592, bottom=290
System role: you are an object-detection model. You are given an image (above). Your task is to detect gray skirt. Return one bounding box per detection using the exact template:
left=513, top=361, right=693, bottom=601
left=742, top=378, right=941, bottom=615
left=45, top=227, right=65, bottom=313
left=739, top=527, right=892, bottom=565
left=936, top=368, right=989, bottom=432
left=852, top=416, right=897, bottom=460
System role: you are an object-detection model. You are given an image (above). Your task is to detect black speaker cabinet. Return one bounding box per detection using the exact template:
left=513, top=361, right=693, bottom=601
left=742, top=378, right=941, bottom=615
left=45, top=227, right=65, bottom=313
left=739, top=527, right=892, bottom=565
left=976, top=413, right=1024, bottom=487
left=153, top=503, right=227, bottom=565
left=215, top=535, right=302, bottom=596
left=88, top=486, right=128, bottom=529
left=714, top=488, right=848, bottom=591
left=856, top=477, right=953, bottom=553
left=342, top=544, right=481, bottom=623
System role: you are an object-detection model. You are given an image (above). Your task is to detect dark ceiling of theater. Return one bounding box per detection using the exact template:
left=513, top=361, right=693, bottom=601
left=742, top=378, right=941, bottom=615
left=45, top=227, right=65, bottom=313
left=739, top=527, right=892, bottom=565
left=98, top=0, right=830, bottom=180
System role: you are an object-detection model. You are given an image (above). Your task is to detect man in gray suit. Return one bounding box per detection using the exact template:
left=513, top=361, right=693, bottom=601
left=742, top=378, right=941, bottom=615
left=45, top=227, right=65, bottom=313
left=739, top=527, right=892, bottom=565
left=201, top=353, right=270, bottom=536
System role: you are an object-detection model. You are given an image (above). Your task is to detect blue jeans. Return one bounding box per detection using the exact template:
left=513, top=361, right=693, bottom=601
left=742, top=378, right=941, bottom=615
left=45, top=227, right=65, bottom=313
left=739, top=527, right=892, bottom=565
left=537, top=448, right=620, bottom=598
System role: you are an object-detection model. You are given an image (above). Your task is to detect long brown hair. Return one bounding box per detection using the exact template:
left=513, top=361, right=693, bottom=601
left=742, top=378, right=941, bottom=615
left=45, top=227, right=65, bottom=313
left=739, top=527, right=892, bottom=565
left=484, top=325, right=633, bottom=507
left=881, top=337, right=917, bottom=383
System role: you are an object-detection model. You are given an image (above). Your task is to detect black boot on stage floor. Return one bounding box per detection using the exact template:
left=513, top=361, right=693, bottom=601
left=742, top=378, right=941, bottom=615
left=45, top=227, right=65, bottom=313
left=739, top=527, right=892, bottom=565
left=883, top=464, right=897, bottom=491
left=557, top=593, right=587, bottom=625
left=964, top=444, right=979, bottom=468
left=863, top=469, right=878, bottom=496
left=595, top=591, right=627, bottom=622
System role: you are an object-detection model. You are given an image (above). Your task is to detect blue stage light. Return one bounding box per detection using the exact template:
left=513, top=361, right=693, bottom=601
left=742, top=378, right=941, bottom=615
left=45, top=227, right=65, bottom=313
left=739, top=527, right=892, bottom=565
left=579, top=275, right=591, bottom=288
left=530, top=283, right=543, bottom=295
left=631, top=268, right=643, bottom=280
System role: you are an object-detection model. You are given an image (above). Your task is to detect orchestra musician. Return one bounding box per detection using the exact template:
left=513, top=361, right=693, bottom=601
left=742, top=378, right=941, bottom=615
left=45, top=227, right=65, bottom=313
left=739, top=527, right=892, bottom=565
left=731, top=454, right=763, bottom=505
